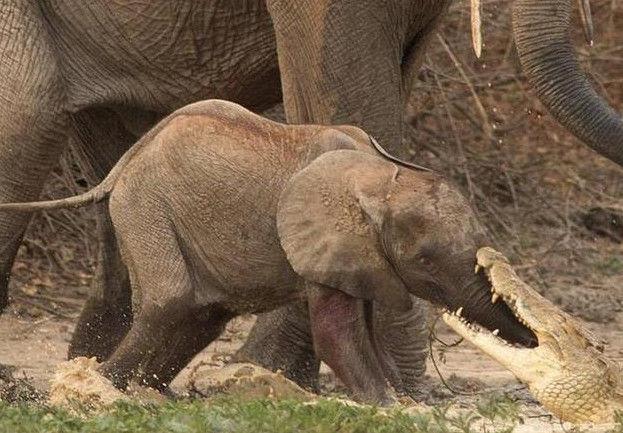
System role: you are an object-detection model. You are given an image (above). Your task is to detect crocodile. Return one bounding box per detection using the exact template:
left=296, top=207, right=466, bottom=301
left=442, top=247, right=623, bottom=424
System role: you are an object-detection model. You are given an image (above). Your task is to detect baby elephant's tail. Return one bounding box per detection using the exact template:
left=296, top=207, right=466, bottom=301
left=0, top=130, right=137, bottom=213
left=0, top=102, right=201, bottom=214
left=0, top=184, right=110, bottom=213
left=0, top=136, right=136, bottom=212
left=0, top=102, right=178, bottom=213
left=0, top=128, right=143, bottom=211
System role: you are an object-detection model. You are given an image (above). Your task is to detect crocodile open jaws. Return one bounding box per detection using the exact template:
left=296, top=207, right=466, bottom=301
left=443, top=247, right=623, bottom=424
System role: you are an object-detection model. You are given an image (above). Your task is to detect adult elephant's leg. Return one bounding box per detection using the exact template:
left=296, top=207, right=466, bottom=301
left=266, top=0, right=449, bottom=144
left=266, top=0, right=406, bottom=145
left=0, top=2, right=68, bottom=309
left=233, top=301, right=320, bottom=390
left=68, top=205, right=132, bottom=361
left=66, top=108, right=140, bottom=361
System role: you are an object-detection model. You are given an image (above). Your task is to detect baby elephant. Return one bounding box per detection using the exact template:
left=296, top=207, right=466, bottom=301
left=0, top=100, right=534, bottom=403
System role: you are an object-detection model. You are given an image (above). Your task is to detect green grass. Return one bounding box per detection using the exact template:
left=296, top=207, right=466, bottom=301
left=0, top=395, right=526, bottom=433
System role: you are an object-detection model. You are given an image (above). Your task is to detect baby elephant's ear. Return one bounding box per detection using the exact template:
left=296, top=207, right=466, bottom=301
left=277, top=150, right=412, bottom=312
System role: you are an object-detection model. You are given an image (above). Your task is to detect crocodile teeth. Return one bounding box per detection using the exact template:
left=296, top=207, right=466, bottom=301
left=456, top=307, right=464, bottom=317
left=492, top=329, right=500, bottom=336
left=475, top=264, right=481, bottom=274
left=491, top=293, right=500, bottom=304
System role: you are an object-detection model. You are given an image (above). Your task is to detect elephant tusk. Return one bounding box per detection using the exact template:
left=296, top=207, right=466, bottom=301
left=368, top=135, right=432, bottom=172
left=471, top=0, right=483, bottom=58
left=578, top=0, right=594, bottom=46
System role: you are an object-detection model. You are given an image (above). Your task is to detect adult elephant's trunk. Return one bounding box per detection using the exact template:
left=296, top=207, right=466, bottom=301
left=512, top=0, right=623, bottom=166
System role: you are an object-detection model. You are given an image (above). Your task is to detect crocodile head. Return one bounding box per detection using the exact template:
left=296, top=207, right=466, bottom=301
left=442, top=247, right=623, bottom=424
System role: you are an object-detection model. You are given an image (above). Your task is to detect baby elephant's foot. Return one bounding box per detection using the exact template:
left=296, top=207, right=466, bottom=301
left=99, top=305, right=233, bottom=392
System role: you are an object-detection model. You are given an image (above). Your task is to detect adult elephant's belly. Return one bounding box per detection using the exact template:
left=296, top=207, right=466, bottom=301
left=42, top=0, right=281, bottom=114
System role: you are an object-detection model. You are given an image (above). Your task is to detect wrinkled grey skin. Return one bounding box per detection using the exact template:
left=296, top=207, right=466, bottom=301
left=0, top=0, right=613, bottom=393
left=513, top=0, right=623, bottom=166
left=0, top=101, right=535, bottom=403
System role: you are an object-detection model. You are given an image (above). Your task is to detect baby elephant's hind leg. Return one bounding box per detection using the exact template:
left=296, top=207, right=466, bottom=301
left=99, top=206, right=232, bottom=390
left=100, top=303, right=232, bottom=390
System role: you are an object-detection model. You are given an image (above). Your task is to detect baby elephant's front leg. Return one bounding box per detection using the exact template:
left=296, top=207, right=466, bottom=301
left=307, top=283, right=393, bottom=405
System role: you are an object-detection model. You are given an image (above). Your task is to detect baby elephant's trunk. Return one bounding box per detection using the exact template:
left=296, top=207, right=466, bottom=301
left=458, top=273, right=537, bottom=347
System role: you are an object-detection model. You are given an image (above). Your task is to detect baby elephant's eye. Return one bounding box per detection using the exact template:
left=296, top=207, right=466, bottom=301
left=417, top=255, right=433, bottom=267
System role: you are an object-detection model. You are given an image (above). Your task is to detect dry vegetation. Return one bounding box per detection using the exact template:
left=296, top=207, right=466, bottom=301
left=403, top=0, right=623, bottom=323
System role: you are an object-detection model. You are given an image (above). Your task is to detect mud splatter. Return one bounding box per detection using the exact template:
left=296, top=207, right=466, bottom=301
left=48, top=357, right=127, bottom=410
left=188, top=362, right=313, bottom=400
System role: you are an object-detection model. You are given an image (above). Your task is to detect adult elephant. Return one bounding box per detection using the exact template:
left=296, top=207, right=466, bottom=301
left=0, top=0, right=620, bottom=393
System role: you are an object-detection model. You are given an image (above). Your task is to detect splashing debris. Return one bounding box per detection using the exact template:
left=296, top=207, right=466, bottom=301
left=48, top=357, right=127, bottom=410
left=188, top=362, right=314, bottom=401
